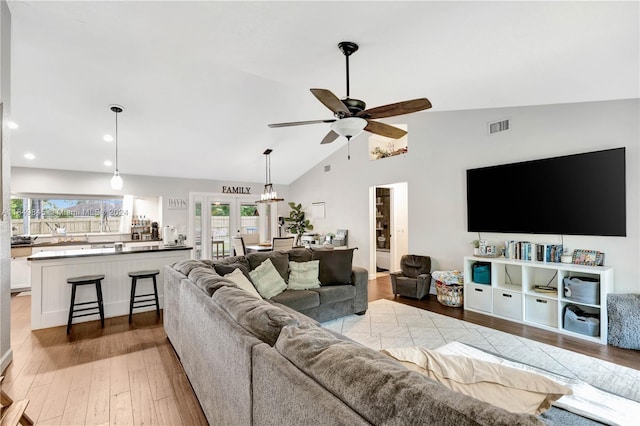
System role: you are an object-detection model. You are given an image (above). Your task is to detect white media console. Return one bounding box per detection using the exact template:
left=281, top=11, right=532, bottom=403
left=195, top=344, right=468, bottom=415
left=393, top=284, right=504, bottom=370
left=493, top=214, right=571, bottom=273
left=463, top=256, right=613, bottom=344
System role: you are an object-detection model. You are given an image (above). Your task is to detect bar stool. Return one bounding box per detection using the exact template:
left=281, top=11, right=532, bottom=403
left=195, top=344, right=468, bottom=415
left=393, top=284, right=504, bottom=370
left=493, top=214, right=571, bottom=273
left=128, top=270, right=160, bottom=323
left=66, top=274, right=105, bottom=334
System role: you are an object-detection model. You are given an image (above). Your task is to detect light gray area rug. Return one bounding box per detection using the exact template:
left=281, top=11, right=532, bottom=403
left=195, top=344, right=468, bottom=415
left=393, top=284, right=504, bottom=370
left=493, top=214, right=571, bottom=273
left=321, top=299, right=640, bottom=403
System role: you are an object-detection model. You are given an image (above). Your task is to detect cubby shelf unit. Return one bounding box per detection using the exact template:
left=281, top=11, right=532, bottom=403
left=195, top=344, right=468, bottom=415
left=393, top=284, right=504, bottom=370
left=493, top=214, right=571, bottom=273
left=463, top=256, right=613, bottom=344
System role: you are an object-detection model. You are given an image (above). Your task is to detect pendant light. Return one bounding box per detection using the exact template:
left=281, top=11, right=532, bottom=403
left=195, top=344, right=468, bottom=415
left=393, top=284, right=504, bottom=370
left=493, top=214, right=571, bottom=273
left=109, top=105, right=124, bottom=190
left=255, top=149, right=283, bottom=203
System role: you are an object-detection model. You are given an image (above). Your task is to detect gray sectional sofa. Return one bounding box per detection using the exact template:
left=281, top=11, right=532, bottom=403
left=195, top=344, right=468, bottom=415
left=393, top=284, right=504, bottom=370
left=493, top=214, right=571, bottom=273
left=164, top=250, right=545, bottom=425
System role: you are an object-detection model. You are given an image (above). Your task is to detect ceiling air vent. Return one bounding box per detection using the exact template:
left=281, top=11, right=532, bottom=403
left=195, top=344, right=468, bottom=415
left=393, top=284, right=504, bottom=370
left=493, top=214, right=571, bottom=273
left=488, top=119, right=510, bottom=135
left=324, top=165, right=331, bottom=172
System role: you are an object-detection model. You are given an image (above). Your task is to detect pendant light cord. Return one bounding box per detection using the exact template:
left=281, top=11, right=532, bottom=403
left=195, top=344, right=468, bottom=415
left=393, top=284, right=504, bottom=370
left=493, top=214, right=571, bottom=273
left=115, top=110, right=119, bottom=172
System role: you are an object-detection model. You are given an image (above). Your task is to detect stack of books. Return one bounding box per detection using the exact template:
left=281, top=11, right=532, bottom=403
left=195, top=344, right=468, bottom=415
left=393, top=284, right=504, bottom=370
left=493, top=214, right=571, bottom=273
left=504, top=241, right=563, bottom=262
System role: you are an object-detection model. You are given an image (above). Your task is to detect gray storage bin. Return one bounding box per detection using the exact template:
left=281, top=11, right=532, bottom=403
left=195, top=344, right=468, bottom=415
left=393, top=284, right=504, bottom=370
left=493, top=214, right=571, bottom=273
left=563, top=305, right=600, bottom=337
left=563, top=276, right=600, bottom=305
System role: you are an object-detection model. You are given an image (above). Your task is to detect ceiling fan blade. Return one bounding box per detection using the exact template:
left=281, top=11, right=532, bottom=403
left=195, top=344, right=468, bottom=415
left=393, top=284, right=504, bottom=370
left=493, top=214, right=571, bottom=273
left=268, top=119, right=336, bottom=128
left=320, top=130, right=339, bottom=145
left=310, top=88, right=351, bottom=116
left=359, top=98, right=432, bottom=119
left=364, top=120, right=407, bottom=139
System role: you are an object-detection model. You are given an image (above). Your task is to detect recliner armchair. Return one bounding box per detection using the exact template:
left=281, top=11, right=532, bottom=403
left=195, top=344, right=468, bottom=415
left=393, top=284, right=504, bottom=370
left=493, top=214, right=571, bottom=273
left=390, top=255, right=432, bottom=300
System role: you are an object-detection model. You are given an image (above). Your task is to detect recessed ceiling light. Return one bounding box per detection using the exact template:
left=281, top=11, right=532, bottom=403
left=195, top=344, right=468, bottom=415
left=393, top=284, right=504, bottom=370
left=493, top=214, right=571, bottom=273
left=7, top=121, right=18, bottom=129
left=24, top=153, right=35, bottom=160
left=104, top=160, right=113, bottom=167
left=103, top=134, right=113, bottom=142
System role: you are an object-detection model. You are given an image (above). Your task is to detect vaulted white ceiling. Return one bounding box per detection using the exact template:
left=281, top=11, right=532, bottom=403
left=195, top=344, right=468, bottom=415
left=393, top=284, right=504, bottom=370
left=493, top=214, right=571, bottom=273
left=7, top=1, right=639, bottom=184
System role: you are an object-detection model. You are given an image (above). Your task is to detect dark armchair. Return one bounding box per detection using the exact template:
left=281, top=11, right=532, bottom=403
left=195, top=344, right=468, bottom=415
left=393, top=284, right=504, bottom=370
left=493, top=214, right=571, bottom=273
left=390, top=255, right=432, bottom=300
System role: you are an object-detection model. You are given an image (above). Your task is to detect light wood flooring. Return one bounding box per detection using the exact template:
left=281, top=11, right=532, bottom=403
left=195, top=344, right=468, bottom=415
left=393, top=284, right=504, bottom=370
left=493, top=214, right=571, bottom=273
left=3, top=276, right=639, bottom=425
left=3, top=294, right=207, bottom=425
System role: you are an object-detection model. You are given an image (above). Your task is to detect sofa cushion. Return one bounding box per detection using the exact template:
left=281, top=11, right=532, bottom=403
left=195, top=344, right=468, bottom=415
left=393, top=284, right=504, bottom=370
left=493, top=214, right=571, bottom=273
left=188, top=266, right=237, bottom=296
left=311, top=248, right=356, bottom=285
left=247, top=251, right=289, bottom=281
left=271, top=289, right=320, bottom=311
left=211, top=255, right=251, bottom=271
left=173, top=259, right=212, bottom=276
left=288, top=260, right=321, bottom=290
left=313, top=285, right=356, bottom=305
left=212, top=285, right=299, bottom=346
left=250, top=258, right=287, bottom=299
left=223, top=268, right=261, bottom=300
left=275, top=324, right=541, bottom=426
left=288, top=247, right=313, bottom=263
left=214, top=262, right=253, bottom=282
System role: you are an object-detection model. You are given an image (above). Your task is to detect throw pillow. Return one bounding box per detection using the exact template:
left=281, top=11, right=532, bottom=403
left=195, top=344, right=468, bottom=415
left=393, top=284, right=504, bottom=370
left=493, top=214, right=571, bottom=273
left=224, top=268, right=261, bottom=299
left=381, top=346, right=571, bottom=416
left=247, top=251, right=289, bottom=281
left=311, top=248, right=356, bottom=285
left=288, top=260, right=321, bottom=290
left=249, top=258, right=287, bottom=299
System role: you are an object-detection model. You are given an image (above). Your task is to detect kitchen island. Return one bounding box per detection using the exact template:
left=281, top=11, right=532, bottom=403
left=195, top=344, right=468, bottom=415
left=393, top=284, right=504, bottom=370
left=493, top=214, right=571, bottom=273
left=28, top=245, right=192, bottom=330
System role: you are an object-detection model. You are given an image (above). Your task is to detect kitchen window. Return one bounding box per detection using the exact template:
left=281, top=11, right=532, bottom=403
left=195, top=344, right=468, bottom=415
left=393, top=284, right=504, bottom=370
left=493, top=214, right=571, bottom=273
left=11, top=196, right=125, bottom=236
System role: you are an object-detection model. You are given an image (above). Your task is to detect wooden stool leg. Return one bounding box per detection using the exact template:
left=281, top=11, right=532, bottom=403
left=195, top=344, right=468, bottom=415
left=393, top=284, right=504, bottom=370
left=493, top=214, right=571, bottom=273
left=152, top=275, right=160, bottom=317
left=96, top=280, right=105, bottom=328
left=67, top=283, right=77, bottom=334
left=129, top=277, right=137, bottom=323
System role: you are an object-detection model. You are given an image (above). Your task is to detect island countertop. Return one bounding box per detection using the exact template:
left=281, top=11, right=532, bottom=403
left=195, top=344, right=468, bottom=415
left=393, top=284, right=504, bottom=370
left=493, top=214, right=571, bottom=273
left=27, top=244, right=192, bottom=261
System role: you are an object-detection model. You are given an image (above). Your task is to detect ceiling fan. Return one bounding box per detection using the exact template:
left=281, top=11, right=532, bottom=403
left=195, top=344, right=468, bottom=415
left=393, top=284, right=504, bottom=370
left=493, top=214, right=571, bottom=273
left=268, top=41, right=432, bottom=147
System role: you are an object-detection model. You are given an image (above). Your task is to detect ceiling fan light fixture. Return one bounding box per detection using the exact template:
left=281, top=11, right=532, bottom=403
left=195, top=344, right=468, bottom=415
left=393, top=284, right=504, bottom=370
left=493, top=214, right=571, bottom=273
left=331, top=116, right=367, bottom=140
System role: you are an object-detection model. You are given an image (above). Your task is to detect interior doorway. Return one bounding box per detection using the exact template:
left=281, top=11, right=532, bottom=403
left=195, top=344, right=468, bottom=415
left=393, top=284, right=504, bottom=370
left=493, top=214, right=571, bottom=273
left=369, top=182, right=409, bottom=279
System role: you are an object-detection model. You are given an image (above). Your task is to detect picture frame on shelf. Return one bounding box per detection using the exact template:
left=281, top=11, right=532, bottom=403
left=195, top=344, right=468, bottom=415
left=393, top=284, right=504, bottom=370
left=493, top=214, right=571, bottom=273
left=572, top=249, right=604, bottom=266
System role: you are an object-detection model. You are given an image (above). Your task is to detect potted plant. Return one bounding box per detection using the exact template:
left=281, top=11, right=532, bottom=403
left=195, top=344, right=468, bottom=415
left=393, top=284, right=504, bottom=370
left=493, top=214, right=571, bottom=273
left=470, top=240, right=481, bottom=256
left=284, top=202, right=314, bottom=246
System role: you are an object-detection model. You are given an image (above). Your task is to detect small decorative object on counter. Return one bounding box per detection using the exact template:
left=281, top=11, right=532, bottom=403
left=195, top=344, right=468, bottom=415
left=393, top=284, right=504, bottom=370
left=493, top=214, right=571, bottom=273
left=432, top=270, right=464, bottom=307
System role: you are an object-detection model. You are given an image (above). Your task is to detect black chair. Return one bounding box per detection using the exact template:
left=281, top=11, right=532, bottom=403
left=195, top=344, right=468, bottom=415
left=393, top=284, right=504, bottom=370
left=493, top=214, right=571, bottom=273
left=389, top=255, right=432, bottom=300
left=66, top=274, right=105, bottom=334
left=128, top=270, right=160, bottom=323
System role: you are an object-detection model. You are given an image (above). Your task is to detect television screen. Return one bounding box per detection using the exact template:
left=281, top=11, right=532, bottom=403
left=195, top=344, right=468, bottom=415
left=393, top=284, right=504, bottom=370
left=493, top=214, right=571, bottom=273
left=466, top=148, right=626, bottom=236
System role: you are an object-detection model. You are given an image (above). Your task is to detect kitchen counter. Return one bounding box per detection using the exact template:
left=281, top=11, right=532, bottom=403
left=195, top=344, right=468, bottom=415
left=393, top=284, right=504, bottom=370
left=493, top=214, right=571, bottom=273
left=12, top=239, right=163, bottom=248
left=28, top=244, right=191, bottom=261
left=28, top=244, right=192, bottom=330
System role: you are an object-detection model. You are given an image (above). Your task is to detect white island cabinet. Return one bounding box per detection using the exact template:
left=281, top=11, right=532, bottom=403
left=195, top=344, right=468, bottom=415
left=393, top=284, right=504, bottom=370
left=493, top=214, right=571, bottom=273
left=28, top=245, right=192, bottom=330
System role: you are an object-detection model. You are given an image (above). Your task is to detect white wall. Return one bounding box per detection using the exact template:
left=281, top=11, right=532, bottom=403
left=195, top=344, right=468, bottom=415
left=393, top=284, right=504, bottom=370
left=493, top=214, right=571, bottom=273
left=0, top=0, right=10, bottom=372
left=11, top=168, right=290, bottom=237
left=290, top=99, right=640, bottom=294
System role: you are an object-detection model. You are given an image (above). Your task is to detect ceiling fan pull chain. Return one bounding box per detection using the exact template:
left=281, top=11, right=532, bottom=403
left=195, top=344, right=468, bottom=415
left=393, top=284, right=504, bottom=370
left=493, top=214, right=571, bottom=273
left=347, top=139, right=351, bottom=160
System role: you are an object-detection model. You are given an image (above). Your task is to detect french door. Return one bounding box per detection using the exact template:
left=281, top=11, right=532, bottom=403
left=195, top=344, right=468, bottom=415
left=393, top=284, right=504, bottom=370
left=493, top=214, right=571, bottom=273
left=189, top=193, right=262, bottom=260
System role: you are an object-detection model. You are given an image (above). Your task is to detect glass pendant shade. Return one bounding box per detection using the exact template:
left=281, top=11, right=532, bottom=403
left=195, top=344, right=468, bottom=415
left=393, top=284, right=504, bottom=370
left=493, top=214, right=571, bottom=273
left=331, top=116, right=367, bottom=139
left=109, top=105, right=124, bottom=190
left=111, top=170, right=123, bottom=190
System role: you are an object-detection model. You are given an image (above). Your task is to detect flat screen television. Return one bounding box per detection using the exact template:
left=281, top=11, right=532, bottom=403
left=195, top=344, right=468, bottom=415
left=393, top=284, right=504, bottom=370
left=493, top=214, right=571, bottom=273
left=466, top=147, right=626, bottom=236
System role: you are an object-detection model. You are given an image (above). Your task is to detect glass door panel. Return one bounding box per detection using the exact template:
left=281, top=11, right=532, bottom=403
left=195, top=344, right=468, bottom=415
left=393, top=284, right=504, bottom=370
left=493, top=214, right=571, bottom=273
left=210, top=202, right=231, bottom=258
left=240, top=203, right=259, bottom=235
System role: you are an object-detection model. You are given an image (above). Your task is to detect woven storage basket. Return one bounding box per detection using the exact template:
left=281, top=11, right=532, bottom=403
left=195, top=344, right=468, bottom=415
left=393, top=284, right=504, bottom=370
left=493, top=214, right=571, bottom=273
left=432, top=270, right=464, bottom=307
left=435, top=280, right=464, bottom=307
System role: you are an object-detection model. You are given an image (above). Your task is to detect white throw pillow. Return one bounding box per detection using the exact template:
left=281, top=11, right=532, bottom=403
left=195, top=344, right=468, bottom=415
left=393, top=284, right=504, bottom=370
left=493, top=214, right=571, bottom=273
left=288, top=260, right=321, bottom=290
left=224, top=268, right=262, bottom=299
left=249, top=258, right=287, bottom=299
